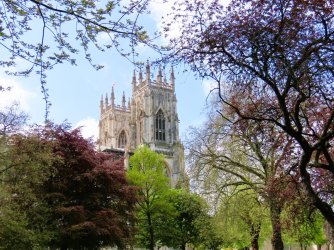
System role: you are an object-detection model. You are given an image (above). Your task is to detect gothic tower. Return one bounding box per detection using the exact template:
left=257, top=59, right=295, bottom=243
left=98, top=62, right=184, bottom=187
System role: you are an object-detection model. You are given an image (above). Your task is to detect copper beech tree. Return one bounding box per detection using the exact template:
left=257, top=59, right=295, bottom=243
left=0, top=124, right=137, bottom=249
left=43, top=124, right=137, bottom=249
left=166, top=0, right=334, bottom=241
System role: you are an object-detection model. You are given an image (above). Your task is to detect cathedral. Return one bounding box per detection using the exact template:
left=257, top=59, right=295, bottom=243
left=97, top=63, right=185, bottom=187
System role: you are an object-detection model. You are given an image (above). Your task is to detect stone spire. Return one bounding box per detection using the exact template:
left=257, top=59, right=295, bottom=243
left=100, top=95, right=104, bottom=113
left=128, top=98, right=131, bottom=110
left=132, top=70, right=137, bottom=92
left=105, top=93, right=108, bottom=109
left=170, top=65, right=175, bottom=90
left=157, top=66, right=163, bottom=84
left=139, top=69, right=143, bottom=86
left=122, top=91, right=126, bottom=110
left=146, top=61, right=150, bottom=84
left=111, top=86, right=115, bottom=109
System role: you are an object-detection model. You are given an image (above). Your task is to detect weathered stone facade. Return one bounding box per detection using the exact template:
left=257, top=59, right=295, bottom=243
left=98, top=63, right=185, bottom=187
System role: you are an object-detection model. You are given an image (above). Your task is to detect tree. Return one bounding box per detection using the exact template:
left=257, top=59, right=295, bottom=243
left=127, top=145, right=171, bottom=250
left=160, top=189, right=209, bottom=250
left=196, top=214, right=224, bottom=250
left=187, top=108, right=297, bottom=250
left=0, top=102, right=29, bottom=137
left=0, top=127, right=56, bottom=249
left=282, top=197, right=328, bottom=249
left=43, top=124, right=137, bottom=249
left=0, top=124, right=137, bottom=249
left=0, top=102, right=29, bottom=176
left=214, top=189, right=270, bottom=250
left=0, top=0, right=152, bottom=117
left=165, top=0, right=334, bottom=239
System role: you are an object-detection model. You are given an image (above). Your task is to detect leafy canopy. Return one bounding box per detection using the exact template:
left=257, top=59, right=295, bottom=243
left=127, top=145, right=170, bottom=250
left=165, top=0, right=334, bottom=229
left=43, top=124, right=137, bottom=249
left=0, top=123, right=137, bottom=249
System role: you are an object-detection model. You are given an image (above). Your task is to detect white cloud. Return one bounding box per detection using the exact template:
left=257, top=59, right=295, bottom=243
left=148, top=0, right=181, bottom=43
left=96, top=32, right=114, bottom=44
left=202, top=79, right=218, bottom=97
left=148, top=0, right=231, bottom=43
left=75, top=117, right=99, bottom=141
left=0, top=77, right=35, bottom=110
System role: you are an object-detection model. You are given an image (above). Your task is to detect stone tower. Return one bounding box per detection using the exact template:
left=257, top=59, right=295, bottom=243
left=98, top=63, right=185, bottom=187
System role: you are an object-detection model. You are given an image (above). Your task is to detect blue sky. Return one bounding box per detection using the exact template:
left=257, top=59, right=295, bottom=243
left=0, top=1, right=217, bottom=141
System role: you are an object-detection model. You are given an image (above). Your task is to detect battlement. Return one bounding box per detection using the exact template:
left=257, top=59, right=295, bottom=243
left=131, top=62, right=175, bottom=93
left=100, top=88, right=130, bottom=114
left=100, top=63, right=175, bottom=114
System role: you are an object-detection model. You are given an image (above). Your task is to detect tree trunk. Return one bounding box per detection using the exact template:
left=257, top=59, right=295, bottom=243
left=316, top=245, right=322, bottom=250
left=147, top=211, right=155, bottom=250
left=181, top=243, right=186, bottom=250
left=270, top=203, right=284, bottom=250
left=250, top=223, right=261, bottom=250
left=299, top=152, right=334, bottom=229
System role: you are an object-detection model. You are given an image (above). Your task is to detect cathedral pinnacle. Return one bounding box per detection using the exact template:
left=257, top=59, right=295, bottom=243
left=146, top=60, right=150, bottom=84
left=111, top=86, right=115, bottom=109
left=132, top=70, right=137, bottom=92
left=122, top=91, right=126, bottom=110
left=105, top=93, right=109, bottom=108
left=157, top=66, right=162, bottom=84
left=100, top=95, right=104, bottom=113
left=170, top=65, right=175, bottom=90
left=139, top=69, right=143, bottom=85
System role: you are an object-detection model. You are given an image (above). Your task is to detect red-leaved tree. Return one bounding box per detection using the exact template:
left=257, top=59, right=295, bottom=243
left=165, top=0, right=334, bottom=243
left=43, top=124, right=137, bottom=249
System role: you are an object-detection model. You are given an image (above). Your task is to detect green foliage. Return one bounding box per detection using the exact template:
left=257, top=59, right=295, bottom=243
left=186, top=112, right=287, bottom=249
left=128, top=147, right=210, bottom=249
left=128, top=145, right=169, bottom=191
left=128, top=145, right=171, bottom=250
left=196, top=215, right=224, bottom=250
left=214, top=190, right=270, bottom=250
left=0, top=129, right=56, bottom=249
left=282, top=208, right=328, bottom=247
left=160, top=189, right=211, bottom=250
left=0, top=203, right=37, bottom=250
left=0, top=124, right=137, bottom=249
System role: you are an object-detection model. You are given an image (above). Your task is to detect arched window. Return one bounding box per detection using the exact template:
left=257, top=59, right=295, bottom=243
left=118, top=130, right=127, bottom=148
left=155, top=109, right=165, bottom=141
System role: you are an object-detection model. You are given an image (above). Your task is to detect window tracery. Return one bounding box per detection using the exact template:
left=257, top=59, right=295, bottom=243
left=155, top=109, right=165, bottom=141
left=118, top=130, right=127, bottom=148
